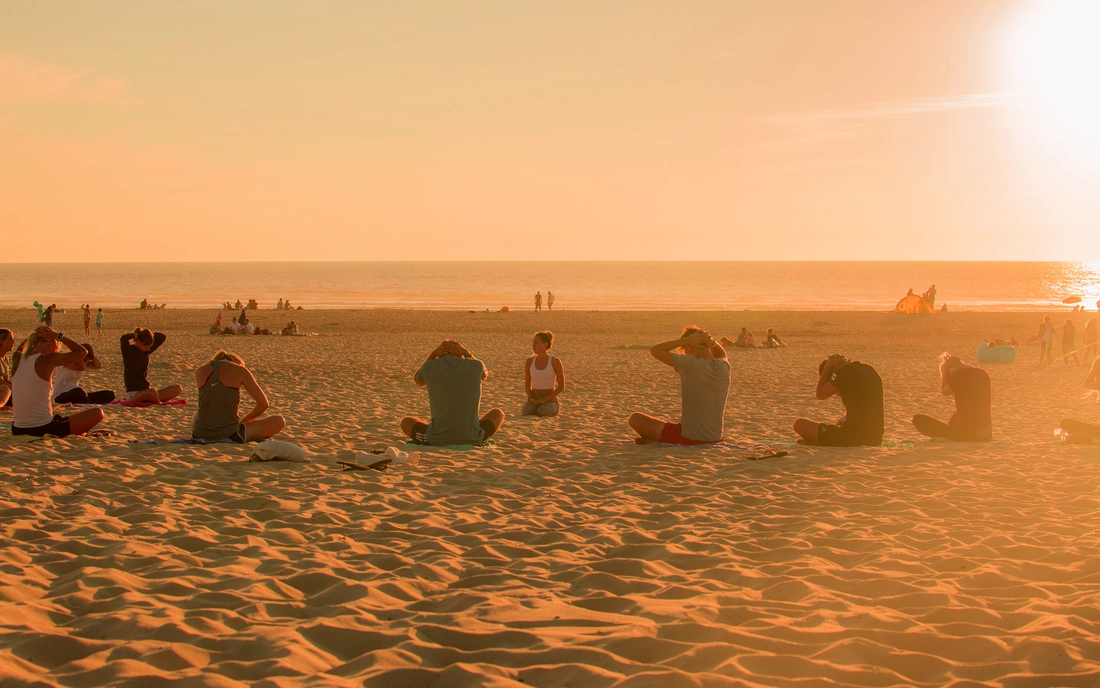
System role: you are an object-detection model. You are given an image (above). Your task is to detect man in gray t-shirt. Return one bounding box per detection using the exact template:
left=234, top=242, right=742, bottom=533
left=628, top=326, right=731, bottom=444
left=401, top=340, right=505, bottom=446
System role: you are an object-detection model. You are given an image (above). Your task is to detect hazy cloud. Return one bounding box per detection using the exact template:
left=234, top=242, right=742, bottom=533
left=0, top=53, right=137, bottom=106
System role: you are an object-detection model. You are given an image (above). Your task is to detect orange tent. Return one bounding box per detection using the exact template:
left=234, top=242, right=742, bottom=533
left=894, top=294, right=936, bottom=314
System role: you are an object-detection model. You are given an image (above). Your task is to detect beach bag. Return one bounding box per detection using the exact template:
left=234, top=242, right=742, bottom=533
left=248, top=440, right=312, bottom=463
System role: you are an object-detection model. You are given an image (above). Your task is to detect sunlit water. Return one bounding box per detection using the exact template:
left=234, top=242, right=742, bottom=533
left=1, top=262, right=1098, bottom=311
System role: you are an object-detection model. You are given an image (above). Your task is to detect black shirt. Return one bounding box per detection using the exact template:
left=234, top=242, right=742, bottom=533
left=831, top=361, right=884, bottom=440
left=120, top=332, right=166, bottom=392
left=949, top=366, right=992, bottom=432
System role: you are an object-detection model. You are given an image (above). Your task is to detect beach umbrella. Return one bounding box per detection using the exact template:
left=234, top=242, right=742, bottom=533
left=1063, top=296, right=1082, bottom=304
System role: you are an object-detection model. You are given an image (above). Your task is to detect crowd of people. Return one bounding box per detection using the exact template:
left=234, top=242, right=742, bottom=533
left=3, top=310, right=1100, bottom=447
left=1032, top=313, right=1098, bottom=366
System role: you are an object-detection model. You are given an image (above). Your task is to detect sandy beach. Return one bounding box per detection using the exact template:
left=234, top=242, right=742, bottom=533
left=2, top=307, right=1099, bottom=687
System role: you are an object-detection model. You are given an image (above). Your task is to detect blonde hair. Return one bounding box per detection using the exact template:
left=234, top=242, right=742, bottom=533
left=211, top=350, right=244, bottom=366
left=21, top=332, right=42, bottom=361
left=679, top=325, right=703, bottom=353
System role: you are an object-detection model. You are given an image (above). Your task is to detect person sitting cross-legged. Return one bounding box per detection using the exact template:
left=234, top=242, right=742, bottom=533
left=401, top=340, right=504, bottom=446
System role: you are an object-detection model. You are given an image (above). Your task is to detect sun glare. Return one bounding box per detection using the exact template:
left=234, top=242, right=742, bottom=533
left=1002, top=0, right=1100, bottom=161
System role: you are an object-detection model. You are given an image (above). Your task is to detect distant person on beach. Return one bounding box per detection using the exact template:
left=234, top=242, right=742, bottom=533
left=927, top=284, right=937, bottom=306
left=912, top=353, right=992, bottom=442
left=1039, top=316, right=1054, bottom=366
left=0, top=329, right=13, bottom=407
left=95, top=308, right=104, bottom=337
left=524, top=331, right=565, bottom=417
left=547, top=291, right=555, bottom=311
left=277, top=298, right=284, bottom=310
left=33, top=301, right=44, bottom=324
left=9, top=327, right=104, bottom=437
left=53, top=343, right=115, bottom=405
left=43, top=304, right=56, bottom=328
left=627, top=326, right=730, bottom=445
left=81, top=304, right=91, bottom=335
left=191, top=351, right=285, bottom=443
left=281, top=321, right=300, bottom=335
left=1062, top=319, right=1080, bottom=366
left=227, top=317, right=241, bottom=334
left=1060, top=360, right=1100, bottom=440
left=401, top=340, right=504, bottom=446
left=763, top=328, right=785, bottom=348
left=731, top=327, right=756, bottom=348
left=794, top=354, right=884, bottom=447
left=1084, top=318, right=1097, bottom=361
left=120, top=328, right=182, bottom=404
left=243, top=318, right=255, bottom=335
left=535, top=291, right=542, bottom=312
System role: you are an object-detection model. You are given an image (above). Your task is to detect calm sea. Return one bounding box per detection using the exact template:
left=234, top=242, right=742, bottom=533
left=0, top=262, right=1097, bottom=311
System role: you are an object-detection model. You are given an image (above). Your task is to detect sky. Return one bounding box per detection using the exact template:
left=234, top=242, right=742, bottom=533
left=2, top=0, right=1098, bottom=262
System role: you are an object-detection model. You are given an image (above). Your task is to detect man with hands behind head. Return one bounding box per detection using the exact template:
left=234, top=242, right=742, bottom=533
left=794, top=353, right=884, bottom=447
left=628, top=326, right=731, bottom=445
left=401, top=340, right=505, bottom=446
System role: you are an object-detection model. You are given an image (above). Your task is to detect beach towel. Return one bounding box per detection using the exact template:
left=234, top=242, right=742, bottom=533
left=110, top=398, right=187, bottom=408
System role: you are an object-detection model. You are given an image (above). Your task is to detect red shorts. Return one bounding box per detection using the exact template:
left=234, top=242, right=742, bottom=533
left=660, top=422, right=722, bottom=446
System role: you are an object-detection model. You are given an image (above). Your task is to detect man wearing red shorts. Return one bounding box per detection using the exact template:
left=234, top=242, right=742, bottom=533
left=628, top=326, right=731, bottom=445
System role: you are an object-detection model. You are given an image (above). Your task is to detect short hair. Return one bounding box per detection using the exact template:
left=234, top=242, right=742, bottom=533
left=535, top=331, right=554, bottom=348
left=0, top=328, right=11, bottom=343
left=133, top=327, right=154, bottom=345
left=681, top=325, right=703, bottom=338
left=211, top=350, right=244, bottom=366
left=83, top=343, right=95, bottom=360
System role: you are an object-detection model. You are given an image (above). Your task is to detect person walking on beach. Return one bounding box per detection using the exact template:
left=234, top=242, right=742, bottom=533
left=9, top=327, right=104, bottom=437
left=1084, top=318, right=1097, bottom=361
left=53, top=343, right=115, bottom=405
left=912, top=353, right=992, bottom=442
left=400, top=340, right=505, bottom=446
left=547, top=291, right=555, bottom=311
left=120, top=328, right=182, bottom=404
left=523, top=331, right=565, bottom=417
left=0, top=329, right=14, bottom=408
left=627, top=326, right=730, bottom=445
left=1039, top=316, right=1054, bottom=366
left=33, top=301, right=44, bottom=324
left=95, top=308, right=104, bottom=337
left=191, top=351, right=285, bottom=442
left=535, top=291, right=542, bottom=312
left=794, top=354, right=884, bottom=447
left=81, top=304, right=91, bottom=336
left=43, top=304, right=56, bottom=328
left=1062, top=319, right=1081, bottom=366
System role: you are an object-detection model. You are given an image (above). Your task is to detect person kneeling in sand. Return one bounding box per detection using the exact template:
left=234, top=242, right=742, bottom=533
left=1059, top=359, right=1100, bottom=440
left=628, top=327, right=730, bottom=445
left=401, top=340, right=504, bottom=446
left=191, top=351, right=285, bottom=442
left=794, top=354, right=884, bottom=447
left=121, top=328, right=182, bottom=404
left=523, top=331, right=565, bottom=417
left=9, top=327, right=104, bottom=437
left=912, top=353, right=992, bottom=442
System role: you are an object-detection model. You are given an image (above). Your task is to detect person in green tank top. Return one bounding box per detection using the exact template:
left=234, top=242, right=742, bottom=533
left=191, top=351, right=286, bottom=442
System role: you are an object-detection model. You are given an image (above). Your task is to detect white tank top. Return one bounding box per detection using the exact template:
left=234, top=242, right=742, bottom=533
left=53, top=367, right=84, bottom=396
left=529, top=355, right=555, bottom=388
left=12, top=354, right=55, bottom=428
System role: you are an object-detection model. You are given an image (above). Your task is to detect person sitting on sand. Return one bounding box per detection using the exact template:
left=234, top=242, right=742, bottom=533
left=0, top=328, right=14, bottom=408
left=1062, top=319, right=1081, bottom=367
left=191, top=351, right=285, bottom=443
left=523, top=331, right=565, bottom=417
left=627, top=327, right=730, bottom=445
left=281, top=321, right=300, bottom=336
left=1059, top=360, right=1100, bottom=440
left=242, top=318, right=255, bottom=335
left=912, top=353, right=992, bottom=442
left=401, top=340, right=505, bottom=446
left=763, top=328, right=785, bottom=348
left=794, top=354, right=884, bottom=447
left=53, top=344, right=116, bottom=405
left=227, top=316, right=241, bottom=334
left=9, top=327, right=104, bottom=437
left=120, top=328, right=182, bottom=404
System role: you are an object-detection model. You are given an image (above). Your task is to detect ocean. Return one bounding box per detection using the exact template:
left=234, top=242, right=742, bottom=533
left=0, top=261, right=1097, bottom=311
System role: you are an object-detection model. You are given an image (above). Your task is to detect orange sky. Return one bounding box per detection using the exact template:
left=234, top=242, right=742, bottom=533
left=2, top=1, right=1097, bottom=262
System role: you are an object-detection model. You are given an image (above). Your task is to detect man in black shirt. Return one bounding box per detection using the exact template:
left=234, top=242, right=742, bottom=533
left=913, top=354, right=992, bottom=442
left=120, top=327, right=182, bottom=404
left=794, top=354, right=884, bottom=447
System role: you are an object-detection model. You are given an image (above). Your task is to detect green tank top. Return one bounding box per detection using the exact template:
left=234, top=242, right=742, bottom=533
left=192, top=360, right=242, bottom=440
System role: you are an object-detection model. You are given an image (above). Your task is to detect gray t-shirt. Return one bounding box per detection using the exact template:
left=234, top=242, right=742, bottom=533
left=672, top=353, right=731, bottom=442
left=414, top=356, right=487, bottom=446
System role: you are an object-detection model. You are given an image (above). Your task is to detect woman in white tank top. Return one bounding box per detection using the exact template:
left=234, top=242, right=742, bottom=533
left=10, top=327, right=105, bottom=437
left=523, top=331, right=565, bottom=417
